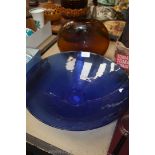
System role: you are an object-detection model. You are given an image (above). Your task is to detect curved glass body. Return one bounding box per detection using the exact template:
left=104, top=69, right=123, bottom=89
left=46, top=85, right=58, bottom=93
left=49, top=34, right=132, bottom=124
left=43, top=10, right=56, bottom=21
left=58, top=19, right=110, bottom=55
left=27, top=52, right=129, bottom=131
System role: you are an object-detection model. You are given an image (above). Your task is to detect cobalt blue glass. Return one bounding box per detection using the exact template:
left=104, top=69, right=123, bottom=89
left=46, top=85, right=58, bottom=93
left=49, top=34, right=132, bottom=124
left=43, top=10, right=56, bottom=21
left=26, top=51, right=129, bottom=131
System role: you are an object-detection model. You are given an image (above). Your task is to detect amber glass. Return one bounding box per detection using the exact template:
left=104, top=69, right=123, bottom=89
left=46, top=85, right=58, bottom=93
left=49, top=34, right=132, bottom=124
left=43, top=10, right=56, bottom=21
left=57, top=19, right=110, bottom=55
left=60, top=0, right=88, bottom=19
left=61, top=0, right=88, bottom=9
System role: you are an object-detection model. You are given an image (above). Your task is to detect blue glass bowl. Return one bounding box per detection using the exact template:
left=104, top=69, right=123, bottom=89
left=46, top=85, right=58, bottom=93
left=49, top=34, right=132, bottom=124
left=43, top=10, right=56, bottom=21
left=26, top=51, right=129, bottom=131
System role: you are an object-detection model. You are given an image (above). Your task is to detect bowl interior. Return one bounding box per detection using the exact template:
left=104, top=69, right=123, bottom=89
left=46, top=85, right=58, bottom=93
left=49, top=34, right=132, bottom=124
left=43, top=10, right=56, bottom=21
left=27, top=51, right=129, bottom=130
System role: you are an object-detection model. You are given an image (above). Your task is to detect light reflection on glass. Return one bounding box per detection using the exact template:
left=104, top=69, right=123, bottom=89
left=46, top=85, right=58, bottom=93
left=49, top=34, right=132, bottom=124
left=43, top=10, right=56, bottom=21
left=79, top=62, right=107, bottom=81
left=65, top=55, right=118, bottom=82
left=80, top=62, right=92, bottom=80
left=115, top=68, right=121, bottom=71
left=65, top=56, right=76, bottom=72
left=93, top=63, right=107, bottom=79
left=110, top=62, right=115, bottom=72
left=119, top=88, right=124, bottom=93
left=81, top=52, right=90, bottom=58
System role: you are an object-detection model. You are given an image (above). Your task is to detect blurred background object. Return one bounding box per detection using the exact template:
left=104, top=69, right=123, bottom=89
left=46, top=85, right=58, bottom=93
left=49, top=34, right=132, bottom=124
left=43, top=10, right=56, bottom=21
left=40, top=1, right=62, bottom=22
left=26, top=0, right=30, bottom=17
left=98, top=0, right=116, bottom=6
left=29, top=0, right=39, bottom=7
left=103, top=20, right=126, bottom=41
left=114, top=8, right=129, bottom=74
left=26, top=18, right=37, bottom=31
left=108, top=112, right=129, bottom=155
left=26, top=28, right=34, bottom=37
left=118, top=8, right=129, bottom=47
left=91, top=0, right=97, bottom=19
left=60, top=0, right=89, bottom=19
left=29, top=7, right=45, bottom=29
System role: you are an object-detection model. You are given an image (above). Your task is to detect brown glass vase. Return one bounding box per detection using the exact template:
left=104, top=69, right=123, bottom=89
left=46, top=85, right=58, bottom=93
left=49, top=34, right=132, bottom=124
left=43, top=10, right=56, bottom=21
left=57, top=19, right=110, bottom=55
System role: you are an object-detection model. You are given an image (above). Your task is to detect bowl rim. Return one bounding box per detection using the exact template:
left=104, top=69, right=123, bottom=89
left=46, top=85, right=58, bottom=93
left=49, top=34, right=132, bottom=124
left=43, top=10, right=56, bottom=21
left=27, top=51, right=129, bottom=104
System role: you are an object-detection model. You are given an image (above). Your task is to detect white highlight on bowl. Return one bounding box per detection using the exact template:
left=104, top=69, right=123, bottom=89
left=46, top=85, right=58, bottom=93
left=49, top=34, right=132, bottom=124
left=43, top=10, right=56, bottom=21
left=119, top=88, right=124, bottom=93
left=81, top=52, right=90, bottom=58
left=65, top=56, right=76, bottom=72
left=80, top=62, right=92, bottom=80
left=110, top=62, right=115, bottom=72
left=94, top=63, right=107, bottom=79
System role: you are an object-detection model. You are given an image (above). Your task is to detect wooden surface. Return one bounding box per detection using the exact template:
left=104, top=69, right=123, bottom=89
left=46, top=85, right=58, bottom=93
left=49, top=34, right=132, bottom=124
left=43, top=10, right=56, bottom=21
left=27, top=41, right=118, bottom=155
left=38, top=35, right=58, bottom=54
